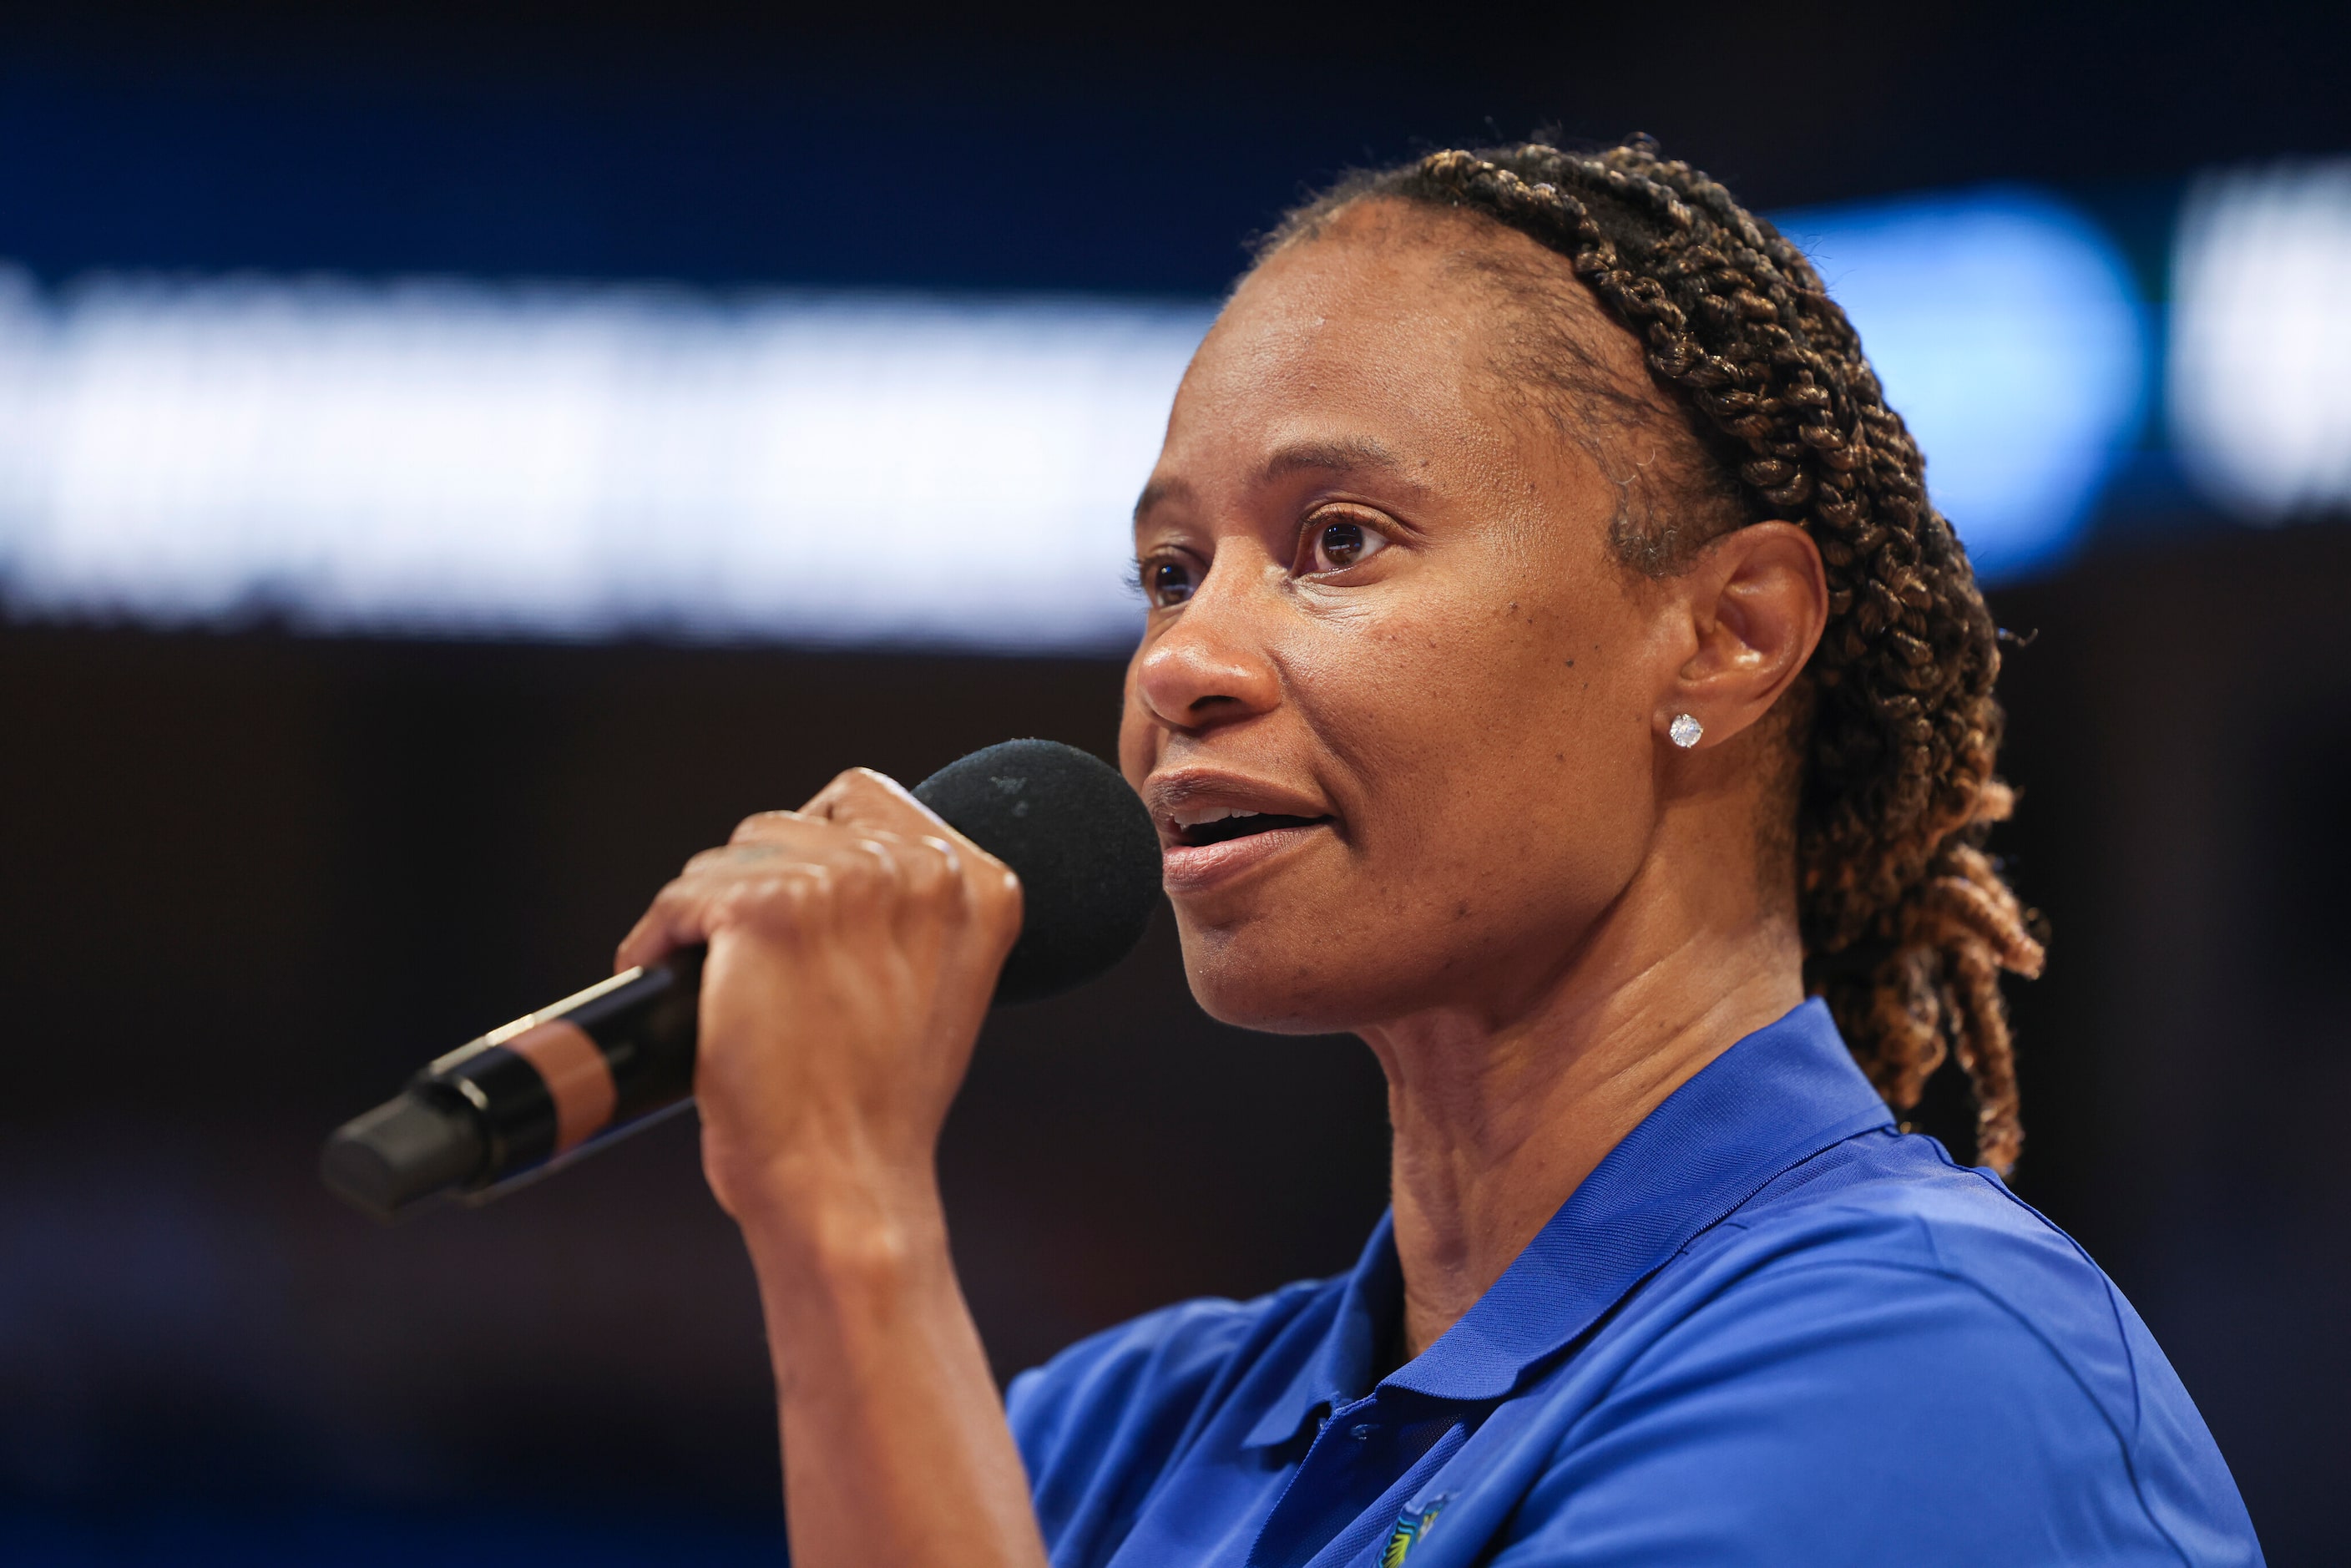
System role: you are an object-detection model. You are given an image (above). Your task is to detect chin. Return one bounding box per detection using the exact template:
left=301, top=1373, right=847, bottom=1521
left=1174, top=918, right=1390, bottom=1036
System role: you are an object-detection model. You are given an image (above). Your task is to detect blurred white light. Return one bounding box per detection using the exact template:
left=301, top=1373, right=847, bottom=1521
left=2170, top=159, right=2351, bottom=520
left=1775, top=189, right=2149, bottom=583
left=0, top=273, right=1211, bottom=650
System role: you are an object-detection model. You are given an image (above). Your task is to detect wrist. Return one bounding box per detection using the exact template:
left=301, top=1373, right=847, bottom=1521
left=730, top=1157, right=953, bottom=1346
left=744, top=1177, right=948, bottom=1274
left=754, top=1221, right=961, bottom=1404
left=710, top=1115, right=941, bottom=1233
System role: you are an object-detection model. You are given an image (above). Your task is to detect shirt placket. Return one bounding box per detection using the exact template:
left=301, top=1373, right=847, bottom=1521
left=1242, top=1393, right=1387, bottom=1568
left=1249, top=1391, right=1474, bottom=1568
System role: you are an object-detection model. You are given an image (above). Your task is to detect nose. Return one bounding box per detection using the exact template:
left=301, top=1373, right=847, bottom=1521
left=1131, top=552, right=1283, bottom=735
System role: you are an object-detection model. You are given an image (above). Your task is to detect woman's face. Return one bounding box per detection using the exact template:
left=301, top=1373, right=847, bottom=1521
left=1120, top=203, right=1698, bottom=1034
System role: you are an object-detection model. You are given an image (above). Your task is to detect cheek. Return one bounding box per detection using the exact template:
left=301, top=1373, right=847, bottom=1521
left=1305, top=584, right=1641, bottom=844
left=1179, top=595, right=1658, bottom=1029
left=1350, top=630, right=1651, bottom=943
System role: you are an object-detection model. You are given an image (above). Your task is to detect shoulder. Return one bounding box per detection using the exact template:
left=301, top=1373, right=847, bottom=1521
left=1677, top=1127, right=2160, bottom=1429
left=1491, top=1130, right=2260, bottom=1565
left=1694, top=1127, right=2118, bottom=1323
left=1005, top=1278, right=1331, bottom=1546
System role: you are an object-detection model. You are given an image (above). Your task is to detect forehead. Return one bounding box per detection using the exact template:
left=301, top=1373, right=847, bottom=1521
left=1156, top=203, right=1648, bottom=493
left=1187, top=207, right=1512, bottom=412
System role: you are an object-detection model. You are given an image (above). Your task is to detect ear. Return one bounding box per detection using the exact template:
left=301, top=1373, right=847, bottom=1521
left=1655, top=521, right=1827, bottom=751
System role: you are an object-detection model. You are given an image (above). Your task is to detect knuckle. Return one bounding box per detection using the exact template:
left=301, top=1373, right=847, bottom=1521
left=907, top=832, right=963, bottom=893
left=814, top=767, right=883, bottom=808
left=905, top=836, right=963, bottom=901
left=784, top=865, right=832, bottom=908
left=815, top=766, right=927, bottom=825
left=684, top=845, right=736, bottom=875
left=714, top=865, right=825, bottom=928
left=969, top=843, right=1014, bottom=887
left=980, top=866, right=1024, bottom=929
left=729, top=810, right=798, bottom=844
left=846, top=834, right=899, bottom=885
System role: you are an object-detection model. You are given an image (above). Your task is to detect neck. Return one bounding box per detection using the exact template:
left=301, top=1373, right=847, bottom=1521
left=1358, top=847, right=1803, bottom=1361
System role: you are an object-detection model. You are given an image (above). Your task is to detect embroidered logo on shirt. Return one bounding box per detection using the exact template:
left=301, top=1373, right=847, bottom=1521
left=1380, top=1495, right=1451, bottom=1566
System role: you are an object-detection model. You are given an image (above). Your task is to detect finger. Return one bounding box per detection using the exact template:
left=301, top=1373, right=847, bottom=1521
left=803, top=766, right=953, bottom=840
left=615, top=880, right=710, bottom=972
left=810, top=767, right=1023, bottom=906
left=621, top=774, right=1016, bottom=970
left=616, top=855, right=850, bottom=972
left=720, top=827, right=973, bottom=948
left=686, top=816, right=969, bottom=913
left=725, top=811, right=914, bottom=853
left=685, top=821, right=880, bottom=878
left=683, top=841, right=781, bottom=878
left=875, top=832, right=969, bottom=940
left=617, top=845, right=813, bottom=969
left=729, top=808, right=808, bottom=844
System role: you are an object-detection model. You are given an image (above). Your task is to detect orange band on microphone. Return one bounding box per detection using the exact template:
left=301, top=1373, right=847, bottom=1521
left=506, top=1019, right=618, bottom=1156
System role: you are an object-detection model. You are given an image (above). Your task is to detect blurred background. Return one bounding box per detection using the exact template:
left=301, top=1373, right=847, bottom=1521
left=2, top=1, right=2346, bottom=1561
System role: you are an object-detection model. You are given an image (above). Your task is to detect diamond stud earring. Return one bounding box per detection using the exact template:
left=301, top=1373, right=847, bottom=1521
left=1668, top=713, right=1704, bottom=749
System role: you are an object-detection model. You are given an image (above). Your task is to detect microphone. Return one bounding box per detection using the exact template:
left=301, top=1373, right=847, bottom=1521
left=321, top=739, right=1161, bottom=1222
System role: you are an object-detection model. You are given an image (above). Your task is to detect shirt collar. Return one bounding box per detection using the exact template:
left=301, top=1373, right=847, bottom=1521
left=1241, top=1211, right=1403, bottom=1447
left=1243, top=998, right=1892, bottom=1445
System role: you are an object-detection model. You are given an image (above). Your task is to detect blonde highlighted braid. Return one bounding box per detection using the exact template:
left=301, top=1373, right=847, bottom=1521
left=1262, top=137, right=2045, bottom=1171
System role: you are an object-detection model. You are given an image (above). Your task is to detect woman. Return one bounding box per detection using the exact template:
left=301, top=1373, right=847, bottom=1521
left=616, top=141, right=2260, bottom=1565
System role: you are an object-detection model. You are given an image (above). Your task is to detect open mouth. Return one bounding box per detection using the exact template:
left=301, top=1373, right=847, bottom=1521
left=1170, top=809, right=1332, bottom=847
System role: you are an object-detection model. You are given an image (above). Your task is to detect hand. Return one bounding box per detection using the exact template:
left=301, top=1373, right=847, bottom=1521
left=617, top=771, right=1048, bottom=1568
left=614, top=767, right=1023, bottom=1237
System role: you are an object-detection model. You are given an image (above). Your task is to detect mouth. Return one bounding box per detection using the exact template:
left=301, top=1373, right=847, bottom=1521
left=1169, top=807, right=1335, bottom=848
left=1148, top=775, right=1341, bottom=896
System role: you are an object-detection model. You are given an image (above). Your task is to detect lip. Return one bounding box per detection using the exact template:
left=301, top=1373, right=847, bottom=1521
left=1143, top=766, right=1339, bottom=897
left=1160, top=819, right=1332, bottom=895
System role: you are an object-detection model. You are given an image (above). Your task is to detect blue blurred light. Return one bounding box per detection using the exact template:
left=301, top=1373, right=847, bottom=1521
left=1772, top=188, right=2150, bottom=584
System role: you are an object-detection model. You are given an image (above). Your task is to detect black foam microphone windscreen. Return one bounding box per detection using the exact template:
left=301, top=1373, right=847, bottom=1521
left=912, top=738, right=1161, bottom=1004
left=321, top=739, right=1160, bottom=1220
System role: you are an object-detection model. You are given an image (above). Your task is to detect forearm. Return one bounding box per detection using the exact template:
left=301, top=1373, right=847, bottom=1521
left=620, top=768, right=1043, bottom=1563
left=741, top=1174, right=1049, bottom=1568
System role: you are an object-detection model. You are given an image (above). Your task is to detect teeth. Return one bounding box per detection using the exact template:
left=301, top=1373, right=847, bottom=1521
left=1171, top=806, right=1264, bottom=829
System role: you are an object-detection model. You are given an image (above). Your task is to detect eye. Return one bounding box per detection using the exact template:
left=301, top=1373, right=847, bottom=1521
left=1307, top=516, right=1388, bottom=574
left=1139, top=555, right=1198, bottom=608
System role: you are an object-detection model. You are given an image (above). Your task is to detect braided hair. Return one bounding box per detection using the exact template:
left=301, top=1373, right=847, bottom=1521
left=1259, top=138, right=2045, bottom=1171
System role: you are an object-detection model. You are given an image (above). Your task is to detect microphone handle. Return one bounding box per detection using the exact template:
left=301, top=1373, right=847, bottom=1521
left=322, top=738, right=1166, bottom=1221
left=322, top=949, right=705, bottom=1220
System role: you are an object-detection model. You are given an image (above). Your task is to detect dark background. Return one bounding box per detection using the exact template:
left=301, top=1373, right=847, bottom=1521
left=3, top=3, right=2347, bottom=1563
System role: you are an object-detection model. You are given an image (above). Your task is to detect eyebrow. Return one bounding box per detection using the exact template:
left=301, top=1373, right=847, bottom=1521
left=1131, top=474, right=1191, bottom=524
left=1131, top=436, right=1411, bottom=524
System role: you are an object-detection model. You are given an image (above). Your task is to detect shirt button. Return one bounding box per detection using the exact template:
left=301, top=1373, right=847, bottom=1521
left=1348, top=1424, right=1376, bottom=1440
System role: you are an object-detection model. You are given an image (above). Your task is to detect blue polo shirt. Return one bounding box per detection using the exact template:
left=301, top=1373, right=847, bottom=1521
left=1005, top=1000, right=2261, bottom=1566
